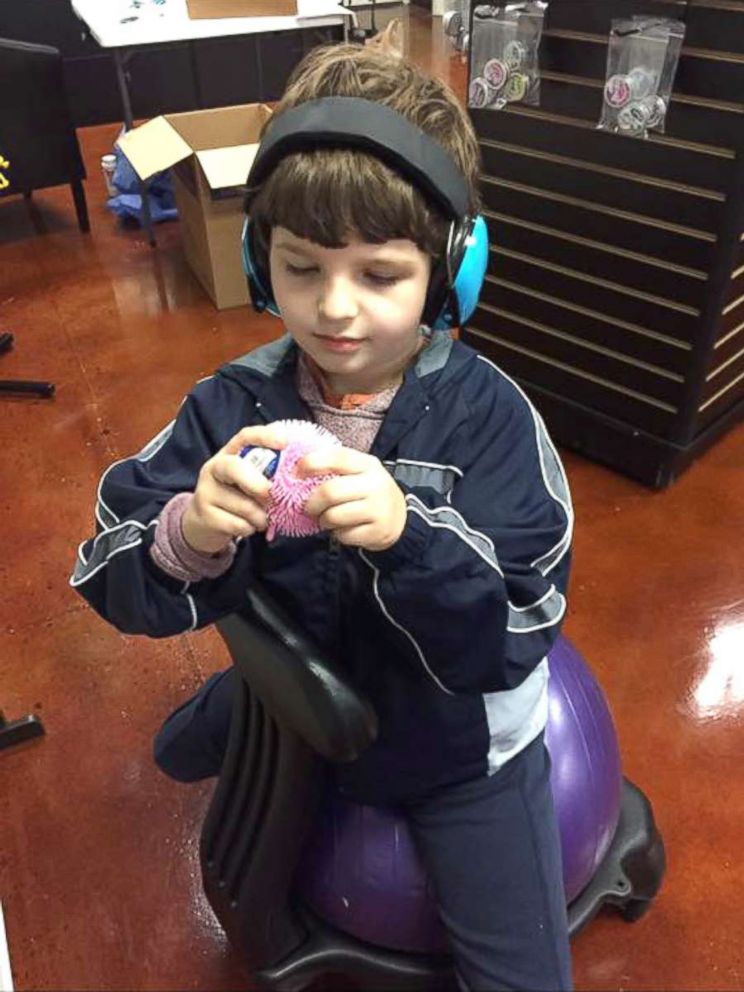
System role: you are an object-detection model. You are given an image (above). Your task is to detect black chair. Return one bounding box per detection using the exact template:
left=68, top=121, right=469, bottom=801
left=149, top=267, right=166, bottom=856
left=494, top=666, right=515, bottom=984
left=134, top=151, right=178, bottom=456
left=201, top=587, right=665, bottom=991
left=0, top=37, right=89, bottom=234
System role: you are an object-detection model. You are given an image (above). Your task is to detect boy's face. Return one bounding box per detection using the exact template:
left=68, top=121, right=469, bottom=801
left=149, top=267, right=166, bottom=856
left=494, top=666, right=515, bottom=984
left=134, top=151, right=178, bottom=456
left=269, top=226, right=431, bottom=394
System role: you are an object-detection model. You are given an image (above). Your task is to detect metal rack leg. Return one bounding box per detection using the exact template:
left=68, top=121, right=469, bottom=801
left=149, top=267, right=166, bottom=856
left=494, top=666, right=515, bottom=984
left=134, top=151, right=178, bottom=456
left=113, top=48, right=156, bottom=248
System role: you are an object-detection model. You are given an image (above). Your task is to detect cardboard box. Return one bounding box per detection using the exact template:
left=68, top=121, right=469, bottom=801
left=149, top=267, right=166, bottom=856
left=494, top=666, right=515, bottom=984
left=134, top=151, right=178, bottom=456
left=186, top=0, right=298, bottom=18
left=118, top=103, right=272, bottom=310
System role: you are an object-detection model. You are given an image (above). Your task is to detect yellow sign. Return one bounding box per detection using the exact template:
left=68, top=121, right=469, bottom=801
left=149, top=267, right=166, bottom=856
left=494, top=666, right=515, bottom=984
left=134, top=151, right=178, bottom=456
left=0, top=155, right=10, bottom=191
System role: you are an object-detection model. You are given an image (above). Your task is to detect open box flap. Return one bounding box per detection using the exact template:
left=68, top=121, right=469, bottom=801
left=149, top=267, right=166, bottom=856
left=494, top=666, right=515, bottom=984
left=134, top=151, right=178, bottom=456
left=117, top=117, right=194, bottom=181
left=195, top=144, right=261, bottom=191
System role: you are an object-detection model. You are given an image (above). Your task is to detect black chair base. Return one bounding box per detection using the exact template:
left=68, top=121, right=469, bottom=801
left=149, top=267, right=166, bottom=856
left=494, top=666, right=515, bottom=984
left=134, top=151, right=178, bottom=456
left=254, top=778, right=664, bottom=991
left=0, top=710, right=45, bottom=752
left=567, top=777, right=666, bottom=936
left=257, top=907, right=453, bottom=992
left=0, top=333, right=55, bottom=398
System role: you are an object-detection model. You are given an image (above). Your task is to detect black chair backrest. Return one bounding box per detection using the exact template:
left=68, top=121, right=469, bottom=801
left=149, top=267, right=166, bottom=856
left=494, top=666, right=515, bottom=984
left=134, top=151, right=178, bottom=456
left=0, top=37, right=83, bottom=196
left=200, top=585, right=378, bottom=972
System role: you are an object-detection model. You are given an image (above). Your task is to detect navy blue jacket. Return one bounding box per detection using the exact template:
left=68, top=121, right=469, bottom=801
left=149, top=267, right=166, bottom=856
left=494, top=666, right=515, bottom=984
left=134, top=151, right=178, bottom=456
left=71, top=332, right=573, bottom=803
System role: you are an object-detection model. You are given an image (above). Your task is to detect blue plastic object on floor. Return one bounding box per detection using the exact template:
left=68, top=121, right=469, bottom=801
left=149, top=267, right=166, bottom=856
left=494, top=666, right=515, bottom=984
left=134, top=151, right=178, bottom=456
left=107, top=139, right=177, bottom=225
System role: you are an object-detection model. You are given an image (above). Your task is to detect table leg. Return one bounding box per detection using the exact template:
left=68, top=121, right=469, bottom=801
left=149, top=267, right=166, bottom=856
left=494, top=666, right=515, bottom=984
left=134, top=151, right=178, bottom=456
left=114, top=48, right=156, bottom=248
left=340, top=4, right=358, bottom=43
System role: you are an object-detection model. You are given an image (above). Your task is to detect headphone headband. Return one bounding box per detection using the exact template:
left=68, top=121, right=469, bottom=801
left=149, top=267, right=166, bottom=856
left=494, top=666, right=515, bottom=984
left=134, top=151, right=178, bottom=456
left=245, top=96, right=470, bottom=220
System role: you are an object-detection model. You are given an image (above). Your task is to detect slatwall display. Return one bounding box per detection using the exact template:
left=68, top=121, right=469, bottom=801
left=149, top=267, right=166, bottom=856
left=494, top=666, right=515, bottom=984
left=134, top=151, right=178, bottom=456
left=462, top=0, right=744, bottom=488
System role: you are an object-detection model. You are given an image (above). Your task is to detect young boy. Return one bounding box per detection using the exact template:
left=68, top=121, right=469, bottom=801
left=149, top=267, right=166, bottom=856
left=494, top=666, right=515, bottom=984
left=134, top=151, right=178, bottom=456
left=72, top=42, right=573, bottom=991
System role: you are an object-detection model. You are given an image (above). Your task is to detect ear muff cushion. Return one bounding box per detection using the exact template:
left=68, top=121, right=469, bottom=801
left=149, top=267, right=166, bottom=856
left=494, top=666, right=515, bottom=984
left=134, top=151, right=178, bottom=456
left=242, top=217, right=280, bottom=317
left=429, top=214, right=489, bottom=331
left=452, top=214, right=489, bottom=325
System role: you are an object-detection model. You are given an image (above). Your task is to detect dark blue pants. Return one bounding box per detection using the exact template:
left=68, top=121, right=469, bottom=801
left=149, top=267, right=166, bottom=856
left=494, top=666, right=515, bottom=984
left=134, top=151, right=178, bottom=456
left=154, top=670, right=572, bottom=991
left=402, top=736, right=572, bottom=991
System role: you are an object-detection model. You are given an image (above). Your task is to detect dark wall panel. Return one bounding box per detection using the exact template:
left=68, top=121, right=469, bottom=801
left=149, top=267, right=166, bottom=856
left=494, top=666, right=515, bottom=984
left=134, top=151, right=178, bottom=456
left=481, top=175, right=717, bottom=271
left=63, top=44, right=200, bottom=127
left=257, top=25, right=338, bottom=101
left=546, top=0, right=744, bottom=56
left=488, top=217, right=707, bottom=309
left=0, top=1, right=341, bottom=126
left=477, top=110, right=735, bottom=195
left=193, top=24, right=336, bottom=108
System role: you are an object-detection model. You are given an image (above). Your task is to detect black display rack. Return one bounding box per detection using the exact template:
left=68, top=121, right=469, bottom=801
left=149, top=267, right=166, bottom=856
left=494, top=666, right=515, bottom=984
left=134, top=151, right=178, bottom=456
left=462, top=0, right=744, bottom=488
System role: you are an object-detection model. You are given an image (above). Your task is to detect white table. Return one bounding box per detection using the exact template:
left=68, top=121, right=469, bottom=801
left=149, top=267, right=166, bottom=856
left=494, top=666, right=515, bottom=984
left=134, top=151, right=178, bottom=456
left=70, top=0, right=353, bottom=242
left=71, top=0, right=352, bottom=49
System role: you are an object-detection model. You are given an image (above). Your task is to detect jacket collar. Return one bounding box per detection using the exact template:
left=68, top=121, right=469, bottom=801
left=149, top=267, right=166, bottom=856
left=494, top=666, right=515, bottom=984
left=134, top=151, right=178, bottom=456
left=219, top=330, right=472, bottom=454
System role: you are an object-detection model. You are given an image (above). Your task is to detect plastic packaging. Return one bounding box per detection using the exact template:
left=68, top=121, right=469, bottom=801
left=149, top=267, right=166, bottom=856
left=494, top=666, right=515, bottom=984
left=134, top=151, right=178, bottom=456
left=240, top=445, right=281, bottom=479
left=468, top=2, right=548, bottom=111
left=598, top=17, right=686, bottom=138
left=443, top=0, right=470, bottom=60
left=106, top=130, right=178, bottom=225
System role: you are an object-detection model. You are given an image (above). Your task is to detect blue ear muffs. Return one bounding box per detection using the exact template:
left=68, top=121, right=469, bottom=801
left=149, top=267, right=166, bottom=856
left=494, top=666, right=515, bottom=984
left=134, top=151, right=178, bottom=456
left=240, top=97, right=489, bottom=330
left=427, top=214, right=489, bottom=331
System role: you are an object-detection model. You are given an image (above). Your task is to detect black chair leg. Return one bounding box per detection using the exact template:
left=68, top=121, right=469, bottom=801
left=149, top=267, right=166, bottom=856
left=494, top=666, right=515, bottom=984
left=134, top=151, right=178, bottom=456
left=71, top=178, right=90, bottom=233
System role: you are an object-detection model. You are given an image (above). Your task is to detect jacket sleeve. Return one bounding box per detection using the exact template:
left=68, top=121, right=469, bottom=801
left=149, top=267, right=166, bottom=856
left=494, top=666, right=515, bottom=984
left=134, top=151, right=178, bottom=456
left=359, top=367, right=573, bottom=694
left=70, top=377, right=262, bottom=637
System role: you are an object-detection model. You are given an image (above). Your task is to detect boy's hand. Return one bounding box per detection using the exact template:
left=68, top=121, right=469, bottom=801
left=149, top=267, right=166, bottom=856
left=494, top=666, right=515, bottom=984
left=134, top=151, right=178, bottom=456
left=182, top=424, right=287, bottom=555
left=301, top=448, right=407, bottom=552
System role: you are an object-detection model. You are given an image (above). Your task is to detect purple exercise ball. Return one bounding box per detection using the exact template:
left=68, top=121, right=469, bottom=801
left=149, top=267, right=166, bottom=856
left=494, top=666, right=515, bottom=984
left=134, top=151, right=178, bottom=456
left=296, top=636, right=623, bottom=954
left=546, top=636, right=623, bottom=903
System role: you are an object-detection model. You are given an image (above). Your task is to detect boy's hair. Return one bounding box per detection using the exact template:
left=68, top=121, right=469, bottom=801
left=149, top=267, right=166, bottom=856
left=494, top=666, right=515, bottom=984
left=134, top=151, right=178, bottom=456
left=246, top=42, right=482, bottom=276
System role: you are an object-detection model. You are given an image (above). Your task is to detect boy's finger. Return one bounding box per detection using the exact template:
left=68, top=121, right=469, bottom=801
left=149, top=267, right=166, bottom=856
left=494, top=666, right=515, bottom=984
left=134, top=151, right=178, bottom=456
left=331, top=523, right=374, bottom=548
left=299, top=447, right=369, bottom=478
left=213, top=457, right=272, bottom=502
left=223, top=423, right=289, bottom=456
left=304, top=476, right=369, bottom=517
left=319, top=500, right=373, bottom=532
left=213, top=485, right=270, bottom=524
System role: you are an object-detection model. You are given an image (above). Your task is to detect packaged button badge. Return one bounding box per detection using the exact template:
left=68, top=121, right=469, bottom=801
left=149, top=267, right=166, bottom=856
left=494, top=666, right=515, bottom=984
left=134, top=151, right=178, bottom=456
left=443, top=0, right=470, bottom=61
left=468, top=2, right=547, bottom=112
left=598, top=17, right=686, bottom=139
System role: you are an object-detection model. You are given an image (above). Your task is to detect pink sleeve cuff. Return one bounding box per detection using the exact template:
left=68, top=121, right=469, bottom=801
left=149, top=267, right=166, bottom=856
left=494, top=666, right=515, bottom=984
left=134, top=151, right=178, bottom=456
left=150, top=492, right=236, bottom=583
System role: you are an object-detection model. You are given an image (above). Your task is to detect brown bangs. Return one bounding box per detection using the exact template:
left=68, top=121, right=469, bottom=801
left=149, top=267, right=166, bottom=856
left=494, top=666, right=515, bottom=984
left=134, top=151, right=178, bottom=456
left=248, top=147, right=450, bottom=270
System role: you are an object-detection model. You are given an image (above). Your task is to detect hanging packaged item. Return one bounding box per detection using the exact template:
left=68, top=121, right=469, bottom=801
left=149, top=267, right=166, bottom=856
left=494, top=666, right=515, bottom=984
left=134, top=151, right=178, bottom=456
left=443, top=0, right=470, bottom=61
left=467, top=2, right=548, bottom=112
left=598, top=17, right=686, bottom=139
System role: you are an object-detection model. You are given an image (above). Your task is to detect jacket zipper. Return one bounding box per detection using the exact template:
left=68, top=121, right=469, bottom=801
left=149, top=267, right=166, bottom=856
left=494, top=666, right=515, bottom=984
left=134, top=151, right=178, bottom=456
left=327, top=534, right=344, bottom=654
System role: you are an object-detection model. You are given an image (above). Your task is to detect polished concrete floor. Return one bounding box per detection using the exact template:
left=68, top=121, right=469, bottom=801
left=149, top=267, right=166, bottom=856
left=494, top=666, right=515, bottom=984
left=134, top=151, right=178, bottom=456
left=1, top=8, right=743, bottom=991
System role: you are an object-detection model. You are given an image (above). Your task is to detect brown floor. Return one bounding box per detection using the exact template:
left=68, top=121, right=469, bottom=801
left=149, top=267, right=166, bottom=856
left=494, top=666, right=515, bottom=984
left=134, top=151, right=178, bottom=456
left=1, top=8, right=743, bottom=991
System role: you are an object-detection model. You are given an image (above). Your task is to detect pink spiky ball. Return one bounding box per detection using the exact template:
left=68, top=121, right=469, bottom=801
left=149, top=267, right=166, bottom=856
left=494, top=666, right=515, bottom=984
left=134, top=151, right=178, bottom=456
left=266, top=420, right=341, bottom=541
